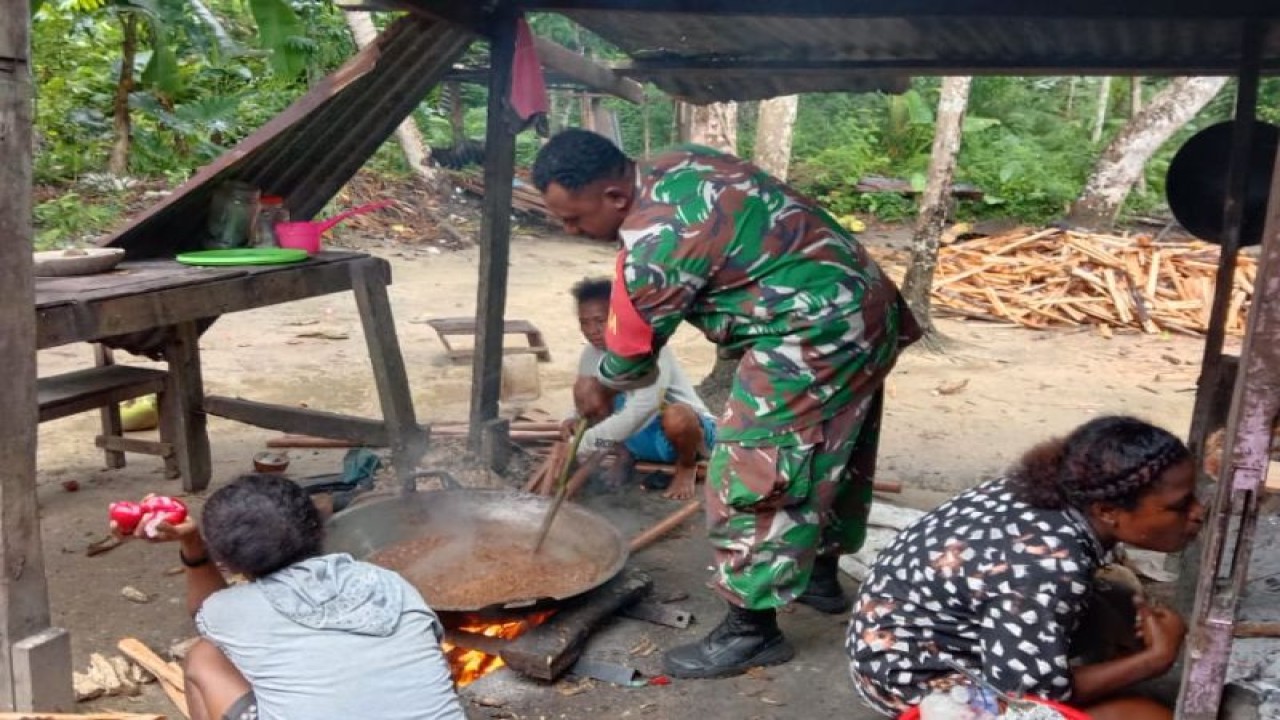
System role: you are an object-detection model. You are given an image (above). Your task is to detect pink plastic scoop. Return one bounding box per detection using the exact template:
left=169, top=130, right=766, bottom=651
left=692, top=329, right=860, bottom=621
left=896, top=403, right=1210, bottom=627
left=275, top=200, right=394, bottom=254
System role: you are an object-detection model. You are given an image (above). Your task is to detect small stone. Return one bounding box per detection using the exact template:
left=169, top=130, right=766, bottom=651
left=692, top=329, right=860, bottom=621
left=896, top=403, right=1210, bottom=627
left=121, top=586, right=151, bottom=604
left=61, top=480, right=80, bottom=492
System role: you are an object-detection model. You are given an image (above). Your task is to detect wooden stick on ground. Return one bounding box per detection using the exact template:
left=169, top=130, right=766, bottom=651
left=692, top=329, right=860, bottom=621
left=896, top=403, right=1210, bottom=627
left=0, top=707, right=167, bottom=712
left=628, top=500, right=703, bottom=553
left=117, top=638, right=188, bottom=719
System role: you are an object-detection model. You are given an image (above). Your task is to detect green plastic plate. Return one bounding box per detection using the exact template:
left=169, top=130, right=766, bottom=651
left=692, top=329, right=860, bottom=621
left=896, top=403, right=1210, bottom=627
left=175, top=248, right=310, bottom=266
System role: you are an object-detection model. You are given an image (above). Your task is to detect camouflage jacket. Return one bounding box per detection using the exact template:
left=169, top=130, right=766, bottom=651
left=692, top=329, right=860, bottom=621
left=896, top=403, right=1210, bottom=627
left=599, top=146, right=920, bottom=444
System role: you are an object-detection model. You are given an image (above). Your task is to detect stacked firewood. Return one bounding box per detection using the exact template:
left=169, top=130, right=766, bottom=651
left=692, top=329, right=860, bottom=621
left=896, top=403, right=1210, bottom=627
left=923, top=228, right=1256, bottom=335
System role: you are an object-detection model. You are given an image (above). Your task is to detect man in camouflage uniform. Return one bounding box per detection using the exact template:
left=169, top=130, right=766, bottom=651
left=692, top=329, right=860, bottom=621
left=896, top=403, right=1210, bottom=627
left=532, top=129, right=920, bottom=679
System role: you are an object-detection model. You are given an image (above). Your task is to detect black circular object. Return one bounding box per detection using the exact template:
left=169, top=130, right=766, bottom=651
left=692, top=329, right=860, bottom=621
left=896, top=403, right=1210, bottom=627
left=1166, top=120, right=1279, bottom=247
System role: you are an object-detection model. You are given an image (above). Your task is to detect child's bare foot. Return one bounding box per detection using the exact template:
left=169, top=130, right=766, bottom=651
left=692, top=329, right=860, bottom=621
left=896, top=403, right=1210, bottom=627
left=663, top=466, right=698, bottom=500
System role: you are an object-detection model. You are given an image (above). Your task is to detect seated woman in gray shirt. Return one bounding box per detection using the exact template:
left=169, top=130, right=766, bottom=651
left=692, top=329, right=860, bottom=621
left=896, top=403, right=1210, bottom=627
left=567, top=277, right=717, bottom=501
left=119, top=475, right=464, bottom=720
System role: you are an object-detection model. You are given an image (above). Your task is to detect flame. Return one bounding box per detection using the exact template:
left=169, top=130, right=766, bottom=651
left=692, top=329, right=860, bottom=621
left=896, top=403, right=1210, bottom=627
left=444, top=610, right=555, bottom=687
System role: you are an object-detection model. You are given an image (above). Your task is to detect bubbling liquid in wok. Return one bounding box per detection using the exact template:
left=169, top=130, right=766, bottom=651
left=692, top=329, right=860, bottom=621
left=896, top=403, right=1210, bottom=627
left=367, top=531, right=604, bottom=610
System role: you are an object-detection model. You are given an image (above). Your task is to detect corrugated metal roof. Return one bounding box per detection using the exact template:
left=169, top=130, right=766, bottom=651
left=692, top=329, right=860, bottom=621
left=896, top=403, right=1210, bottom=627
left=562, top=10, right=1280, bottom=77
left=104, top=15, right=474, bottom=258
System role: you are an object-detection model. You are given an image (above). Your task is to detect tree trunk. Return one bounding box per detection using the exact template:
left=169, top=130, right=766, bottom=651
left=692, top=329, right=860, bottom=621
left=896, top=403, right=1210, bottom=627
left=108, top=13, right=138, bottom=177
left=188, top=0, right=234, bottom=56
left=447, top=81, right=466, bottom=144
left=752, top=95, right=798, bottom=180
left=1091, top=76, right=1112, bottom=143
left=1131, top=77, right=1146, bottom=193
left=1066, top=76, right=1228, bottom=230
left=688, top=101, right=738, bottom=153
left=343, top=10, right=438, bottom=185
left=685, top=100, right=740, bottom=402
left=901, top=76, right=972, bottom=350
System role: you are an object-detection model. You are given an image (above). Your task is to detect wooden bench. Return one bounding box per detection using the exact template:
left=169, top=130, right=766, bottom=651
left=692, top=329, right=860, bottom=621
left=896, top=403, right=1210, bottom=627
left=425, top=316, right=552, bottom=364
left=37, top=346, right=179, bottom=478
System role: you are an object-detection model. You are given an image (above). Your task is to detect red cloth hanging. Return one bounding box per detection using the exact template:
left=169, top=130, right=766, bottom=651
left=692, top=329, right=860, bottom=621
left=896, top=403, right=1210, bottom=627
left=509, top=17, right=549, bottom=124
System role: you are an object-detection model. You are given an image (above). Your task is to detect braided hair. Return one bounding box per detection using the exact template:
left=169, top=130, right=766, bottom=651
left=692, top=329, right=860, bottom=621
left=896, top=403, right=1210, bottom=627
left=1011, top=416, right=1191, bottom=511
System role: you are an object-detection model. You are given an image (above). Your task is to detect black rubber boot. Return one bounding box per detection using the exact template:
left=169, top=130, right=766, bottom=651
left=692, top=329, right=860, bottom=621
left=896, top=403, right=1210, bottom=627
left=662, top=604, right=795, bottom=679
left=795, top=556, right=852, bottom=614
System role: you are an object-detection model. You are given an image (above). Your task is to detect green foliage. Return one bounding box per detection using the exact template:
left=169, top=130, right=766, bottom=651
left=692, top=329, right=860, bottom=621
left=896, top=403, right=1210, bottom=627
left=33, top=2, right=1278, bottom=236
left=33, top=191, right=125, bottom=249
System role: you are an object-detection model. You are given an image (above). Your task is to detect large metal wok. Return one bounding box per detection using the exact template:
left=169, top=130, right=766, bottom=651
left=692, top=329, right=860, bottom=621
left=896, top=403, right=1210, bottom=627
left=324, top=476, right=628, bottom=614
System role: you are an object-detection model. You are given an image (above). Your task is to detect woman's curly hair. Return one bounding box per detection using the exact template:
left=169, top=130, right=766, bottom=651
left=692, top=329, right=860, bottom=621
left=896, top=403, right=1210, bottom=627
left=1011, top=416, right=1191, bottom=511
left=201, top=474, right=324, bottom=578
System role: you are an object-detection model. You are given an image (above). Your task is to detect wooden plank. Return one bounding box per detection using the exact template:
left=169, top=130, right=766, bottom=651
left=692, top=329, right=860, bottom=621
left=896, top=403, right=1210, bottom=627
left=0, top=8, right=63, bottom=707
left=94, top=436, right=173, bottom=458
left=35, top=366, right=167, bottom=423
left=351, top=260, right=427, bottom=490
left=204, top=395, right=390, bottom=446
left=35, top=256, right=381, bottom=350
left=34, top=263, right=247, bottom=310
left=469, top=7, right=518, bottom=453
left=426, top=317, right=538, bottom=334
left=161, top=323, right=211, bottom=492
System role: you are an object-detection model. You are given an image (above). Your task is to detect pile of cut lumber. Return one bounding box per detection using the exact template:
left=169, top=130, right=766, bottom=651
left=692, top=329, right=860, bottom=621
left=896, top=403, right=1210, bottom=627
left=449, top=171, right=554, bottom=222
left=926, top=228, right=1256, bottom=335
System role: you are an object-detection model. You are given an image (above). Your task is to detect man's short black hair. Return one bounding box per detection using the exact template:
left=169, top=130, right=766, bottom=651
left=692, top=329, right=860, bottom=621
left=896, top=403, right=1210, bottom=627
left=571, top=276, right=612, bottom=305
left=201, top=474, right=324, bottom=578
left=532, top=129, right=629, bottom=193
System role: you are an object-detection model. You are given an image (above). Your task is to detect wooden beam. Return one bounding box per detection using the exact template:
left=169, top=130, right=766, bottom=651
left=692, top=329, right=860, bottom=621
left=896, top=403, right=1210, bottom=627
left=616, top=57, right=1278, bottom=78
left=1174, top=53, right=1280, bottom=720
left=468, top=5, right=518, bottom=453
left=203, top=395, right=393, bottom=447
left=532, top=37, right=645, bottom=104
left=519, top=0, right=1280, bottom=19
left=0, top=4, right=67, bottom=710
left=1188, top=24, right=1265, bottom=460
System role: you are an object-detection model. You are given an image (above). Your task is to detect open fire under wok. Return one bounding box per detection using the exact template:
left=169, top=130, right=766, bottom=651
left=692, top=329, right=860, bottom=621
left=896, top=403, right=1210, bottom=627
left=324, top=487, right=629, bottom=613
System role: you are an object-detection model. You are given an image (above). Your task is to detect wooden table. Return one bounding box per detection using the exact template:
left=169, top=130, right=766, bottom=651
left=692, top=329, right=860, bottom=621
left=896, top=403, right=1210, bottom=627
left=35, top=252, right=425, bottom=491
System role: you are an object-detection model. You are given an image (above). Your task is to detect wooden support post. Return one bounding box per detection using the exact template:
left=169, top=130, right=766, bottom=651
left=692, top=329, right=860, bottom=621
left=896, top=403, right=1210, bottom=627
left=351, top=260, right=428, bottom=487
left=479, top=418, right=511, bottom=474
left=1179, top=24, right=1264, bottom=617
left=93, top=345, right=126, bottom=469
left=0, top=6, right=70, bottom=710
left=162, top=322, right=212, bottom=492
left=468, top=5, right=518, bottom=454
left=1188, top=24, right=1263, bottom=461
left=1175, top=51, right=1280, bottom=720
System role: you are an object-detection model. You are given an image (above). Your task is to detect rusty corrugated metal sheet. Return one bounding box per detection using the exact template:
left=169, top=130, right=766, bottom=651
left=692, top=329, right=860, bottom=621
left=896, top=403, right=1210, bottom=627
left=104, top=15, right=474, bottom=258
left=563, top=10, right=1280, bottom=82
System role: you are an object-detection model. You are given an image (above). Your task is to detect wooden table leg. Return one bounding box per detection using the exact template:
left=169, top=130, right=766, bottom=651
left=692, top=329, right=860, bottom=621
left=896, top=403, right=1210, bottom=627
left=351, top=262, right=427, bottom=490
left=93, top=345, right=126, bottom=470
left=161, top=323, right=211, bottom=492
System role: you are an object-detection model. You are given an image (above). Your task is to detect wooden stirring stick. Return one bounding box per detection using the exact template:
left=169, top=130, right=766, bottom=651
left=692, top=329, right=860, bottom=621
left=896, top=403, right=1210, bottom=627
left=532, top=418, right=588, bottom=553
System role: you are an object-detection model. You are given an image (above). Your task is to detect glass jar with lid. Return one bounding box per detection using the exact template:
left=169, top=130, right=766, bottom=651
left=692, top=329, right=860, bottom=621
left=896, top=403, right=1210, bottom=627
left=252, top=195, right=290, bottom=248
left=206, top=181, right=260, bottom=249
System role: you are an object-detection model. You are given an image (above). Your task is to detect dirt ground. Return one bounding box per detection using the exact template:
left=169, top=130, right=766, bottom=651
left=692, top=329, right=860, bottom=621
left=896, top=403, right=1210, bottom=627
left=34, top=225, right=1227, bottom=718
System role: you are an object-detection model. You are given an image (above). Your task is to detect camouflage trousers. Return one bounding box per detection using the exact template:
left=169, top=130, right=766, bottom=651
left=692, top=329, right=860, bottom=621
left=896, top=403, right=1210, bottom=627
left=705, top=388, right=884, bottom=610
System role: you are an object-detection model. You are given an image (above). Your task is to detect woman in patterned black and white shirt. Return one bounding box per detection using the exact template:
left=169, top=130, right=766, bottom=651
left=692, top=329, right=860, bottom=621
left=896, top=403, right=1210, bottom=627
left=848, top=416, right=1205, bottom=720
